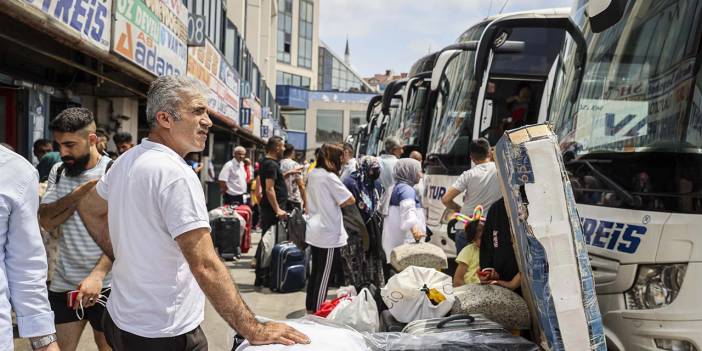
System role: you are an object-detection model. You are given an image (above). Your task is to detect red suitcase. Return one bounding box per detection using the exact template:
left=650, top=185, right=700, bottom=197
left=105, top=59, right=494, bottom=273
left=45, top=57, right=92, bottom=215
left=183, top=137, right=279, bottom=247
left=233, top=204, right=252, bottom=253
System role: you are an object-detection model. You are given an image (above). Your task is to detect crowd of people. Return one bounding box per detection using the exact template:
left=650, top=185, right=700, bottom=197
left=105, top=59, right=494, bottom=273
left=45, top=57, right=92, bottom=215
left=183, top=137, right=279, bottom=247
left=1, top=73, right=524, bottom=351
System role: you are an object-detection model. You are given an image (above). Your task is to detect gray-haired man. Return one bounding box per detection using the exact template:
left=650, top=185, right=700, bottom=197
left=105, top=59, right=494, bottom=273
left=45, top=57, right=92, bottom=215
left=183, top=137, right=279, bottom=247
left=219, top=146, right=248, bottom=205
left=379, top=137, right=404, bottom=192
left=78, top=75, right=309, bottom=350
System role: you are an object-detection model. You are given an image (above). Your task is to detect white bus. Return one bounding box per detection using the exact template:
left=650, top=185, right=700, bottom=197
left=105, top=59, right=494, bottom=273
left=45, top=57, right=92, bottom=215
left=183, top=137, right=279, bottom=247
left=422, top=8, right=584, bottom=257
left=549, top=0, right=702, bottom=349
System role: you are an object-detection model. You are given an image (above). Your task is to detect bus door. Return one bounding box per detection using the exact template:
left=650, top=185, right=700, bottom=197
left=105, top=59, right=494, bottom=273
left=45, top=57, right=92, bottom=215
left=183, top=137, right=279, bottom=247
left=473, top=28, right=573, bottom=144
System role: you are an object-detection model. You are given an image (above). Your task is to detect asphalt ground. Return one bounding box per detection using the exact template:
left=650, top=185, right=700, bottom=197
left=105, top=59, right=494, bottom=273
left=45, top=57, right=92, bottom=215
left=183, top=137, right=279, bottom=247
left=14, top=229, right=309, bottom=351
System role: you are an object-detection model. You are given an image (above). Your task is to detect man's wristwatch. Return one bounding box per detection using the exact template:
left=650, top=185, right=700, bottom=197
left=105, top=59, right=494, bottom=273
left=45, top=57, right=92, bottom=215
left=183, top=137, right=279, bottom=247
left=30, top=333, right=57, bottom=350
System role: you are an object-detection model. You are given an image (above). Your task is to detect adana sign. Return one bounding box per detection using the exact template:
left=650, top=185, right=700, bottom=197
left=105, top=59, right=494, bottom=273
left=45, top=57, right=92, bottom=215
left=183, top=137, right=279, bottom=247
left=187, top=40, right=240, bottom=121
left=112, top=0, right=187, bottom=76
left=25, top=0, right=112, bottom=51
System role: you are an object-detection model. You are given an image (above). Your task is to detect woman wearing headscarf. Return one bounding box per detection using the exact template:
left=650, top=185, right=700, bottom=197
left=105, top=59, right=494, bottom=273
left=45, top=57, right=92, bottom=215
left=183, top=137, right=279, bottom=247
left=342, top=156, right=382, bottom=220
left=380, top=158, right=426, bottom=262
left=340, top=156, right=385, bottom=288
left=305, top=144, right=355, bottom=313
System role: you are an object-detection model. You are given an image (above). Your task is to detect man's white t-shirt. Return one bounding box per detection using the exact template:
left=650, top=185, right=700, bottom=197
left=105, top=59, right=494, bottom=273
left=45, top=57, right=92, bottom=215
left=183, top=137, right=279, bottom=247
left=305, top=168, right=353, bottom=249
left=96, top=139, right=210, bottom=338
left=218, top=159, right=247, bottom=196
left=451, top=162, right=502, bottom=215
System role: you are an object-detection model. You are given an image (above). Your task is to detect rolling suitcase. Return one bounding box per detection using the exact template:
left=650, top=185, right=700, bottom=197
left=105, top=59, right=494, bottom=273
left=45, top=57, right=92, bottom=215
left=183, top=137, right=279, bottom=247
left=269, top=242, right=306, bottom=292
left=234, top=204, right=252, bottom=253
left=212, top=217, right=241, bottom=261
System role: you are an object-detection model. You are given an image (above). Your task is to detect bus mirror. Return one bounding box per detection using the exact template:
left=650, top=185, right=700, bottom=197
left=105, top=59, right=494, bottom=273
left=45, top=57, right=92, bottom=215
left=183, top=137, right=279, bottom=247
left=494, top=41, right=524, bottom=53
left=587, top=0, right=627, bottom=33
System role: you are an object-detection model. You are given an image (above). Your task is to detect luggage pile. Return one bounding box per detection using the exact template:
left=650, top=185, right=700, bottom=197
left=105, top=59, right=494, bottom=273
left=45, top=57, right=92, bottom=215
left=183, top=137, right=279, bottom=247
left=256, top=208, right=308, bottom=293
left=298, top=244, right=536, bottom=350
left=209, top=204, right=251, bottom=261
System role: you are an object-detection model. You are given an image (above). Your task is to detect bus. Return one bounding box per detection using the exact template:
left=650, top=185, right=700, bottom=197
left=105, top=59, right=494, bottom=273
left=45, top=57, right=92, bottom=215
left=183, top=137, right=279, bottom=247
left=421, top=8, right=585, bottom=256
left=356, top=94, right=382, bottom=157
left=398, top=51, right=440, bottom=156
left=549, top=0, right=702, bottom=349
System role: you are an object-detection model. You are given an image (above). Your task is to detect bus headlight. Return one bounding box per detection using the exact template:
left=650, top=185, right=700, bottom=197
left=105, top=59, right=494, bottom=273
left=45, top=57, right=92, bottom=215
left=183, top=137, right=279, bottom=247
left=624, top=264, right=687, bottom=310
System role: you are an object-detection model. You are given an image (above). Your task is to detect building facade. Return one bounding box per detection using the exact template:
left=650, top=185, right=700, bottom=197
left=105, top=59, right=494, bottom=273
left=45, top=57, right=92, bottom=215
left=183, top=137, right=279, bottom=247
left=318, top=41, right=373, bottom=93
left=0, top=0, right=284, bottom=209
left=275, top=0, right=319, bottom=89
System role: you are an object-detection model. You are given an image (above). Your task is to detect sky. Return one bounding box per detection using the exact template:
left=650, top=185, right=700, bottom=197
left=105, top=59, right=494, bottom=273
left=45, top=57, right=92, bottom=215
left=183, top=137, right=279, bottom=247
left=319, top=0, right=571, bottom=78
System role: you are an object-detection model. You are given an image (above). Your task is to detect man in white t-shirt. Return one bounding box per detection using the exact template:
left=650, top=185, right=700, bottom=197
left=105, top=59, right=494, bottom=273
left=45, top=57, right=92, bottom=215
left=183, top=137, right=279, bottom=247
left=218, top=146, right=248, bottom=205
left=441, top=138, right=501, bottom=253
left=77, top=75, right=309, bottom=350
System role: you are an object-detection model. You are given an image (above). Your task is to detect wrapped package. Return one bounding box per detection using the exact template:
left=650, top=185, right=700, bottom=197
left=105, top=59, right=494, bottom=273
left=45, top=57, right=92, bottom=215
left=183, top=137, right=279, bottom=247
left=234, top=316, right=371, bottom=351
left=494, top=124, right=605, bottom=350
left=390, top=242, right=448, bottom=272
left=381, top=266, right=455, bottom=323
left=450, top=284, right=530, bottom=330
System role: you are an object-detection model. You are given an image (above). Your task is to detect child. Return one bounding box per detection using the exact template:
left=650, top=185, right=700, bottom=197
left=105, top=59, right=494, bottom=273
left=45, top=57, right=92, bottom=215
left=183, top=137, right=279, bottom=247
left=453, top=218, right=483, bottom=287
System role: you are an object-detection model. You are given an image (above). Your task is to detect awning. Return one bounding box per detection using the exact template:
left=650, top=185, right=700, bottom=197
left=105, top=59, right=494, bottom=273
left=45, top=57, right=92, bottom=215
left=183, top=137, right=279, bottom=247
left=208, top=108, right=265, bottom=145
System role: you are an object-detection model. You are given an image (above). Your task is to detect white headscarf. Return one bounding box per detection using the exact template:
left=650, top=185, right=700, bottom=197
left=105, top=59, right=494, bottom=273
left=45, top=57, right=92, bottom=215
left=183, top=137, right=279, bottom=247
left=379, top=158, right=422, bottom=215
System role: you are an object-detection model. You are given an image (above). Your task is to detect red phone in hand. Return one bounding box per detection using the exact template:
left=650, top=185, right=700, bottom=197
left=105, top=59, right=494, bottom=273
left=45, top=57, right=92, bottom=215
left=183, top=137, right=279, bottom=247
left=66, top=290, right=79, bottom=308
left=478, top=268, right=495, bottom=279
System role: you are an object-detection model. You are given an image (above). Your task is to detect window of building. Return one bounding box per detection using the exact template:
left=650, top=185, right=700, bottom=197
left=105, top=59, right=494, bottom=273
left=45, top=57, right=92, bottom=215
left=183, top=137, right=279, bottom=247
left=277, top=71, right=311, bottom=89
left=277, top=0, right=292, bottom=63
left=316, top=110, right=343, bottom=143
left=223, top=20, right=239, bottom=67
left=298, top=0, right=313, bottom=68
left=350, top=111, right=365, bottom=134
left=284, top=110, right=306, bottom=131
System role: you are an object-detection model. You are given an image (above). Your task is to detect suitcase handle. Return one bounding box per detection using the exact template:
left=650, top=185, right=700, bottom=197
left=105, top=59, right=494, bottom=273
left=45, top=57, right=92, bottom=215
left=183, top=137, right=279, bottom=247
left=436, top=314, right=475, bottom=329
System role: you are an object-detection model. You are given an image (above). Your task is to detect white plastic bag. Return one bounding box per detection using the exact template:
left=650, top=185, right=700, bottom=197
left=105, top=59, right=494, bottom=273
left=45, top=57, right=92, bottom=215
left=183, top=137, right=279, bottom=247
left=327, top=288, right=380, bottom=333
left=381, top=266, right=455, bottom=323
left=336, top=285, right=357, bottom=298
left=259, top=227, right=275, bottom=269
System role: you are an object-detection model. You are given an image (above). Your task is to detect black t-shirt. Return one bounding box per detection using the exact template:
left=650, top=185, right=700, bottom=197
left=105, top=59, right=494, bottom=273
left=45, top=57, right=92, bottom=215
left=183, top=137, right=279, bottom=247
left=259, top=157, right=288, bottom=210
left=480, top=199, right=520, bottom=282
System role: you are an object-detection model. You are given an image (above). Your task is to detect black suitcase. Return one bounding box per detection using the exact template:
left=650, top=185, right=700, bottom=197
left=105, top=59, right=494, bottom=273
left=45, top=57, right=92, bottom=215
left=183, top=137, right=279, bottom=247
left=212, top=217, right=241, bottom=261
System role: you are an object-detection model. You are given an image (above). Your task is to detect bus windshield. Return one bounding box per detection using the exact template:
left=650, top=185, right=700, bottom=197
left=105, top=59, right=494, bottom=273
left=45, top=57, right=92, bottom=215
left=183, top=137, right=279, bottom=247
left=551, top=0, right=702, bottom=213
left=552, top=0, right=702, bottom=154
left=402, top=79, right=430, bottom=146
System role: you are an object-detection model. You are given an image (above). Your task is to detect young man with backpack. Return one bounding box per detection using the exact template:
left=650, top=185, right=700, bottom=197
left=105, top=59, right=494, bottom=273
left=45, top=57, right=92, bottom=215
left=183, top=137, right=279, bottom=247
left=38, top=107, right=113, bottom=351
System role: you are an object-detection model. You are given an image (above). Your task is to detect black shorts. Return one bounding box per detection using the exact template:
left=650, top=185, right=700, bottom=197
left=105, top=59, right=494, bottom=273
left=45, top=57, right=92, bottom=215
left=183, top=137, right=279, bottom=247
left=48, top=289, right=111, bottom=332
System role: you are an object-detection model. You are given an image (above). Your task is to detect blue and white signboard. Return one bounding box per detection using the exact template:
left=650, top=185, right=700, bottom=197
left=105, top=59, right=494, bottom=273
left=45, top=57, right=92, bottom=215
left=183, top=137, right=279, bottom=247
left=26, top=0, right=112, bottom=51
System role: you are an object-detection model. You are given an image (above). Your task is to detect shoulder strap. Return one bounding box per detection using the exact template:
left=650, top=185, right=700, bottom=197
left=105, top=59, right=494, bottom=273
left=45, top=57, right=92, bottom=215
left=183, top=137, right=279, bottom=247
left=55, top=164, right=66, bottom=185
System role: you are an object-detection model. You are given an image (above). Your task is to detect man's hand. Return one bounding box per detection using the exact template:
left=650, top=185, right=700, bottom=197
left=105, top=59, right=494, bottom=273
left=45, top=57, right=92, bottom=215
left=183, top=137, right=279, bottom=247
left=75, top=274, right=103, bottom=309
left=276, top=208, right=288, bottom=220
left=36, top=342, right=60, bottom=351
left=247, top=321, right=310, bottom=346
